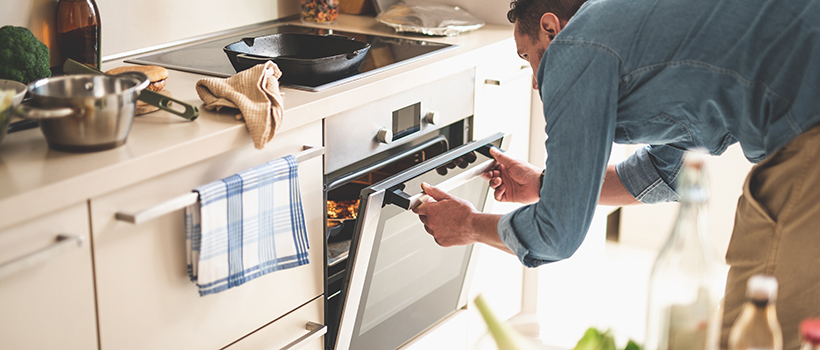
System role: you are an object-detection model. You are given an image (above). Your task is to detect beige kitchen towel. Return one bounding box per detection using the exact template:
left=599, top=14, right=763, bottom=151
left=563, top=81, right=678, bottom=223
left=195, top=61, right=284, bottom=149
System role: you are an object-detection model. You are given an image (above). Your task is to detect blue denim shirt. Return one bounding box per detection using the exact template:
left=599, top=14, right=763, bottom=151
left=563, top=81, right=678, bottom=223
left=498, top=0, right=820, bottom=267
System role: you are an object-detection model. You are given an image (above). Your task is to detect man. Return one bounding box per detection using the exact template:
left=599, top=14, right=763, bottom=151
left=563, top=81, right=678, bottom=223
left=412, top=0, right=820, bottom=348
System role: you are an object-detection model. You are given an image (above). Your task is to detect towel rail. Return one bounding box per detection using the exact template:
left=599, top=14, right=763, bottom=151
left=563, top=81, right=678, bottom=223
left=0, top=234, right=84, bottom=280
left=115, top=145, right=324, bottom=225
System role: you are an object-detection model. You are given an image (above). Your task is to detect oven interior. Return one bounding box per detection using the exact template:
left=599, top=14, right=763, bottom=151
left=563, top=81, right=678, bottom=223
left=324, top=119, right=468, bottom=349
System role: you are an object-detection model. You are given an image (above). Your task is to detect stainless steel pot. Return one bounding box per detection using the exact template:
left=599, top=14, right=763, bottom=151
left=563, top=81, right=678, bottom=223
left=16, top=73, right=148, bottom=152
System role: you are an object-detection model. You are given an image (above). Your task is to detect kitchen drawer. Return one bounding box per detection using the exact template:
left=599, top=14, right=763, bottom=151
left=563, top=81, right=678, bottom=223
left=224, top=295, right=325, bottom=350
left=0, top=202, right=97, bottom=349
left=89, top=121, right=324, bottom=350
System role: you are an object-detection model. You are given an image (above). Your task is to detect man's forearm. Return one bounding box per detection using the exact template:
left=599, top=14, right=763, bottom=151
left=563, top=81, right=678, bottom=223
left=599, top=164, right=641, bottom=206
left=470, top=213, right=514, bottom=254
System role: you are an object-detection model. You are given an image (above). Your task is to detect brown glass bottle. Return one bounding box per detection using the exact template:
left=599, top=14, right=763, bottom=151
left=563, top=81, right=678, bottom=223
left=56, top=0, right=101, bottom=69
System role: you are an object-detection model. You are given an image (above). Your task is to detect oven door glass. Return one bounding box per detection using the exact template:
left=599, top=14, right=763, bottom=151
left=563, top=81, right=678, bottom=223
left=334, top=132, right=507, bottom=350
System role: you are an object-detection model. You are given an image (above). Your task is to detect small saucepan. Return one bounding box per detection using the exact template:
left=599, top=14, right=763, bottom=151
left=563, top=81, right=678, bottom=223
left=15, top=73, right=149, bottom=152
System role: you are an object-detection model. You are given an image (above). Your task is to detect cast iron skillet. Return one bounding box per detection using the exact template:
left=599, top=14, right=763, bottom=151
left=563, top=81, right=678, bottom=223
left=223, top=33, right=371, bottom=86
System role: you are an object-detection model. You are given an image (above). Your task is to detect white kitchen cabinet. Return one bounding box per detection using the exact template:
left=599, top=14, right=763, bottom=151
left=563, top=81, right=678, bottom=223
left=0, top=202, right=97, bottom=349
left=473, top=54, right=534, bottom=161
left=89, top=121, right=325, bottom=350
left=467, top=53, right=533, bottom=348
left=224, top=296, right=325, bottom=350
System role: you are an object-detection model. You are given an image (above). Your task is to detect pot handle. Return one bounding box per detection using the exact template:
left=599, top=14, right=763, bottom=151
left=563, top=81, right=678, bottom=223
left=14, top=104, right=74, bottom=120
left=63, top=59, right=200, bottom=121
left=138, top=90, right=200, bottom=121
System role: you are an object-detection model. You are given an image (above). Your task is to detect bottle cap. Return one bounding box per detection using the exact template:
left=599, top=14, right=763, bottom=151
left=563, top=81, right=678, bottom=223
left=683, top=147, right=709, bottom=168
left=801, top=319, right=820, bottom=345
left=680, top=148, right=710, bottom=203
left=746, top=274, right=778, bottom=301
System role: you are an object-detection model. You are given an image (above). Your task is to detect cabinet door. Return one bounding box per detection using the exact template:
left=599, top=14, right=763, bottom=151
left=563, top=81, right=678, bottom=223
left=224, top=296, right=324, bottom=350
left=0, top=202, right=97, bottom=349
left=90, top=121, right=324, bottom=350
left=474, top=54, right=533, bottom=161
left=467, top=55, right=532, bottom=347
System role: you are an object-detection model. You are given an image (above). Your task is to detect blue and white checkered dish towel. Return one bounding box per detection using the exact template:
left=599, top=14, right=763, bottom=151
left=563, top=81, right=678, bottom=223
left=185, top=155, right=310, bottom=296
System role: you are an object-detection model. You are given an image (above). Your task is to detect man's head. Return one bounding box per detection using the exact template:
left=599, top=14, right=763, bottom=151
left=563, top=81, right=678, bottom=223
left=508, top=0, right=586, bottom=89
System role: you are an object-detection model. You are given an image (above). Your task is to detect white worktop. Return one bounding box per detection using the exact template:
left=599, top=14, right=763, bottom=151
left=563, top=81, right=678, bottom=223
left=0, top=14, right=515, bottom=230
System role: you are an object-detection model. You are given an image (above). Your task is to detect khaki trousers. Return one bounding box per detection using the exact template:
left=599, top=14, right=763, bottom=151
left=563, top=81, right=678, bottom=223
left=720, top=125, right=820, bottom=350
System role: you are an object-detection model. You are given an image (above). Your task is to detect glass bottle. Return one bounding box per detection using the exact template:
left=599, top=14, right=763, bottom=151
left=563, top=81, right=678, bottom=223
left=56, top=0, right=102, bottom=69
left=728, top=275, right=782, bottom=350
left=300, top=0, right=339, bottom=24
left=800, top=319, right=820, bottom=350
left=645, top=150, right=723, bottom=350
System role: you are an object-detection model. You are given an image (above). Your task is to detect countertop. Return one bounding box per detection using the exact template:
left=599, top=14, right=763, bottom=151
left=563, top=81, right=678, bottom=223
left=0, top=14, right=516, bottom=230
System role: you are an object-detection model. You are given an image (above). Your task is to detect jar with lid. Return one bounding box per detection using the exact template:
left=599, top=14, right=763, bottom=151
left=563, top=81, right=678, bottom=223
left=801, top=319, right=820, bottom=350
left=56, top=0, right=102, bottom=69
left=300, top=0, right=339, bottom=24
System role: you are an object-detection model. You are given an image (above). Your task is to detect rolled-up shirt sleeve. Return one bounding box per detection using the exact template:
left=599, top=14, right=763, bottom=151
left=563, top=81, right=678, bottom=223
left=496, top=41, right=622, bottom=268
left=615, top=144, right=686, bottom=204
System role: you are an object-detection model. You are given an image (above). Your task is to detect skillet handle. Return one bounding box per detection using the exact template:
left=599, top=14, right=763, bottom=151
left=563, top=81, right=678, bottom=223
left=236, top=53, right=274, bottom=64
left=138, top=90, right=199, bottom=121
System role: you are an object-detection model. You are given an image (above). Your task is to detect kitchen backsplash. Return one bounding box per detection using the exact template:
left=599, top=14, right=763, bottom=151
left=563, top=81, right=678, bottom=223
left=2, top=0, right=299, bottom=67
left=2, top=0, right=511, bottom=68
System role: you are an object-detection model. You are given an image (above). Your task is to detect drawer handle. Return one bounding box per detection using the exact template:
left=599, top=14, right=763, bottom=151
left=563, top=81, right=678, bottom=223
left=483, top=64, right=531, bottom=86
left=115, top=145, right=324, bottom=225
left=280, top=322, right=327, bottom=350
left=0, top=234, right=84, bottom=280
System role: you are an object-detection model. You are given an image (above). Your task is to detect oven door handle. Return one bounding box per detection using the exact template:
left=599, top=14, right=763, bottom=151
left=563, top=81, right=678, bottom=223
left=397, top=158, right=496, bottom=210
left=114, top=145, right=324, bottom=225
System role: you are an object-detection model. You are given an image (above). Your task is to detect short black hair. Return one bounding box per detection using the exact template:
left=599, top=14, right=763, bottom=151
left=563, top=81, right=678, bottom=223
left=507, top=0, right=587, bottom=39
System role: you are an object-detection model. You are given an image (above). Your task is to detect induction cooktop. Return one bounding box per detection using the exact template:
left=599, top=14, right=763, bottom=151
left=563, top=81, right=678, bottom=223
left=126, top=24, right=455, bottom=92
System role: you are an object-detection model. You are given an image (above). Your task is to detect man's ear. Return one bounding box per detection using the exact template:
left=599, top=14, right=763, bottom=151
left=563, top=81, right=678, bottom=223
left=539, top=12, right=563, bottom=40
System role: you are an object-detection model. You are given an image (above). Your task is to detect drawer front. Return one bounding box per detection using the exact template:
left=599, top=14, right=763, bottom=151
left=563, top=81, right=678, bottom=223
left=225, top=296, right=324, bottom=350
left=0, top=202, right=97, bottom=349
left=90, top=121, right=324, bottom=350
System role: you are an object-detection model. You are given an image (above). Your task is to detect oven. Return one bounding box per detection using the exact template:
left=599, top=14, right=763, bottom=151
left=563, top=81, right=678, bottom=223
left=323, top=68, right=508, bottom=350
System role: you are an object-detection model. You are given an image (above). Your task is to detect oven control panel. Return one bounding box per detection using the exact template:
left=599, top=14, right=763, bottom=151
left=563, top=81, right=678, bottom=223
left=324, top=69, right=475, bottom=174
left=390, top=102, right=421, bottom=142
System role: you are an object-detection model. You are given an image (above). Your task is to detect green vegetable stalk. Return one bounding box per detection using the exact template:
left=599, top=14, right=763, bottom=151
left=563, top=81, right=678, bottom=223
left=475, top=294, right=644, bottom=350
left=474, top=294, right=541, bottom=350
left=0, top=25, right=52, bottom=84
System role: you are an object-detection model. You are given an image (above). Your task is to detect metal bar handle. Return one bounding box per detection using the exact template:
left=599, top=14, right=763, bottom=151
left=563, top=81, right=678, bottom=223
left=406, top=158, right=496, bottom=210
left=0, top=234, right=84, bottom=280
left=115, top=145, right=324, bottom=225
left=279, top=321, right=327, bottom=350
left=483, top=64, right=531, bottom=86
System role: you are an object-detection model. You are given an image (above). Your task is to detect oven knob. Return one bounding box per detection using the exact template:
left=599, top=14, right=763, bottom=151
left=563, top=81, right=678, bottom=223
left=377, top=127, right=393, bottom=144
left=424, top=110, right=440, bottom=125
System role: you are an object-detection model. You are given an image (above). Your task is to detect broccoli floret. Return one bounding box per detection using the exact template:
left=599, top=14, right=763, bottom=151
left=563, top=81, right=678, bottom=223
left=0, top=25, right=52, bottom=84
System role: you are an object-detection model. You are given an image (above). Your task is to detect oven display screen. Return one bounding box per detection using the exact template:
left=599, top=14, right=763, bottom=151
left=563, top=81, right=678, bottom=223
left=392, top=102, right=420, bottom=141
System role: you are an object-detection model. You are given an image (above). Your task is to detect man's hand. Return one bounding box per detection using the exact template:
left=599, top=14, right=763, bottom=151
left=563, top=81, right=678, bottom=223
left=412, top=183, right=480, bottom=247
left=482, top=147, right=542, bottom=204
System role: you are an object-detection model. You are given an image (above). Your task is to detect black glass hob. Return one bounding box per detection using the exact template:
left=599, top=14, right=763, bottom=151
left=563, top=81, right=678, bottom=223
left=126, top=24, right=455, bottom=92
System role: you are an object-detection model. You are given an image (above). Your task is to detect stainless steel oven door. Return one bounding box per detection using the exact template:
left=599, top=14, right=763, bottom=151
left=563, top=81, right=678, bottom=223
left=334, top=132, right=508, bottom=350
